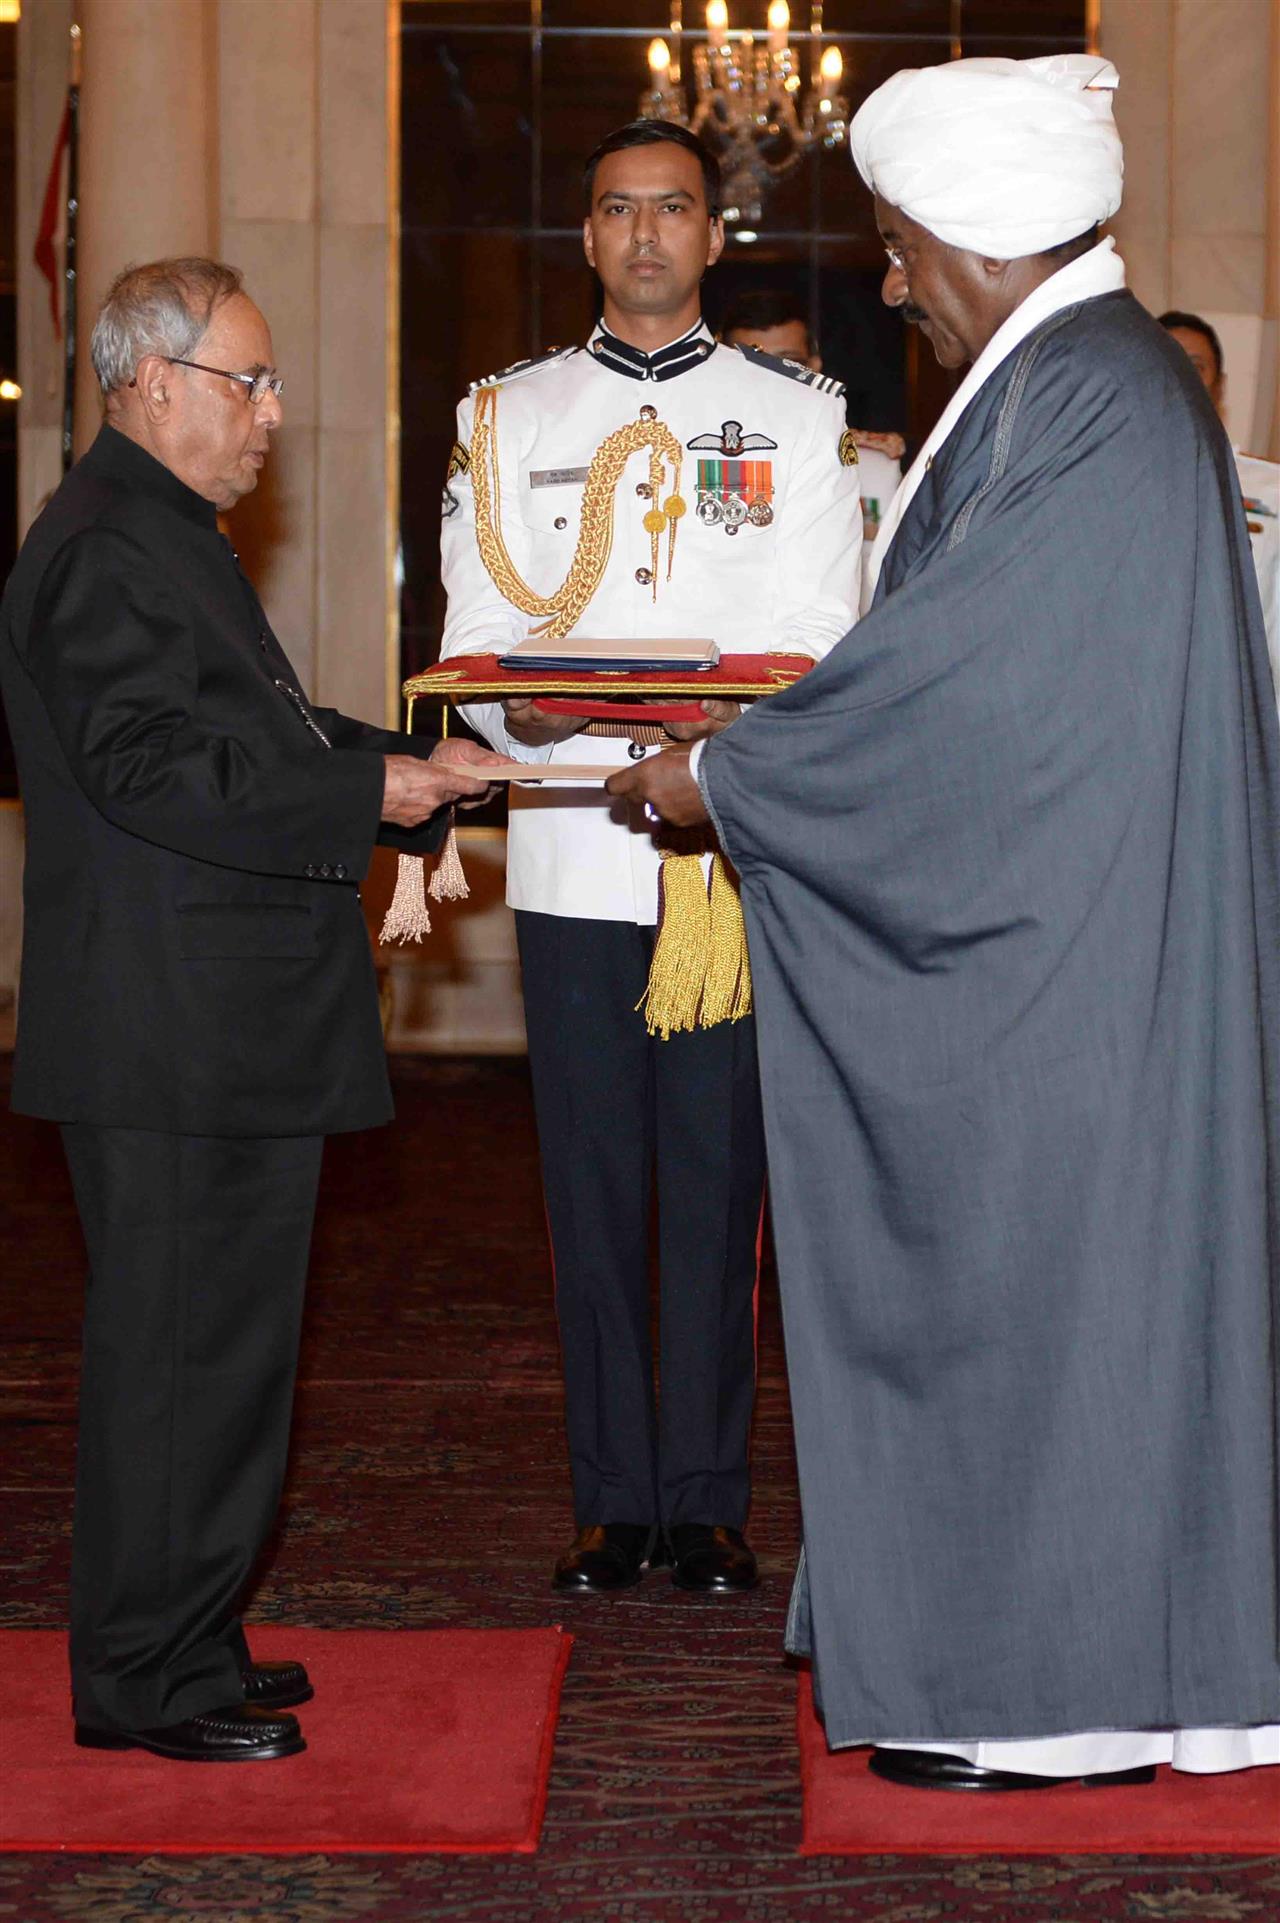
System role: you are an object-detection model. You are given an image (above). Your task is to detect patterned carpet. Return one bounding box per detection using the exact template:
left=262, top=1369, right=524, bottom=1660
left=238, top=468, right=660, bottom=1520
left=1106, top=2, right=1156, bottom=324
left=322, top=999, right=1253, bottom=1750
left=1, top=1057, right=1275, bottom=1922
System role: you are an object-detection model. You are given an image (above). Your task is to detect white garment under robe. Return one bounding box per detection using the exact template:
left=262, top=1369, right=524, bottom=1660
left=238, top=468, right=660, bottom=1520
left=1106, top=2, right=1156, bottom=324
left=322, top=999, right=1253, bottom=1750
left=877, top=1726, right=1279, bottom=1775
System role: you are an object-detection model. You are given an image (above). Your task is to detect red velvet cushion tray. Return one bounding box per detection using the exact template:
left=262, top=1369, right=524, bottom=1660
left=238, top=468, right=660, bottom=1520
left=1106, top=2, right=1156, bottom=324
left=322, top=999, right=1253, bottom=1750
left=402, top=652, right=814, bottom=725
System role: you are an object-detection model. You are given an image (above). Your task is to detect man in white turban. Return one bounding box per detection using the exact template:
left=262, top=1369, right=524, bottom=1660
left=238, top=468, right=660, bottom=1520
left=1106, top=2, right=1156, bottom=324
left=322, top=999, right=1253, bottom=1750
left=609, top=54, right=1280, bottom=1792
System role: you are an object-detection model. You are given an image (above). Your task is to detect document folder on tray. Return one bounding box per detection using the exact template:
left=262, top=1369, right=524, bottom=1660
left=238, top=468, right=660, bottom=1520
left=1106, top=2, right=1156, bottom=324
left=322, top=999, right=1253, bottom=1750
left=497, top=637, right=720, bottom=674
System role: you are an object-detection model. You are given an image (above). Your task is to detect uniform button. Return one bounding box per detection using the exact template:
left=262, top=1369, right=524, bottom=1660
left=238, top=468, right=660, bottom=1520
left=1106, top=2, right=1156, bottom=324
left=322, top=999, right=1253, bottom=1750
left=635, top=567, right=653, bottom=586
left=258, top=629, right=268, bottom=651
left=635, top=482, right=652, bottom=498
left=304, top=863, right=317, bottom=878
left=553, top=516, right=567, bottom=530
left=334, top=862, right=347, bottom=880
left=318, top=863, right=332, bottom=879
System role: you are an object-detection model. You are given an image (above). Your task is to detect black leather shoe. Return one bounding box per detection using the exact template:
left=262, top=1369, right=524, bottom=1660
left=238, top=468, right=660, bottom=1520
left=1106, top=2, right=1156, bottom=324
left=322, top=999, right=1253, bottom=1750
left=868, top=1747, right=1157, bottom=1792
left=75, top=1703, right=305, bottom=1762
left=668, top=1524, right=758, bottom=1594
left=552, top=1523, right=656, bottom=1593
left=242, top=1659, right=313, bottom=1709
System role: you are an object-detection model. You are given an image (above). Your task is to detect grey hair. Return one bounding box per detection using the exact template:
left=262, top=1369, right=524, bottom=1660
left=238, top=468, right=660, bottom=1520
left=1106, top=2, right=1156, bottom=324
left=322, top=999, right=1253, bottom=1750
left=90, top=257, right=245, bottom=395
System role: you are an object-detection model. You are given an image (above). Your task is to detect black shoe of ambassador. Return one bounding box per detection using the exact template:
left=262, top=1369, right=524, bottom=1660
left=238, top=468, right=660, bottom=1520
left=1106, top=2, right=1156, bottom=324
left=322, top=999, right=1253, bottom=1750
left=868, top=1747, right=1157, bottom=1792
left=241, top=1658, right=314, bottom=1709
left=552, top=1523, right=656, bottom=1593
left=668, top=1524, right=758, bottom=1594
left=74, top=1703, right=306, bottom=1762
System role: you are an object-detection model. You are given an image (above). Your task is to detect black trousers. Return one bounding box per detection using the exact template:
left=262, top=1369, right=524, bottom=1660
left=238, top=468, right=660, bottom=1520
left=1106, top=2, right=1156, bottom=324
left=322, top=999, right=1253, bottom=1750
left=516, top=911, right=766, bottom=1529
left=60, top=1123, right=323, bottom=1732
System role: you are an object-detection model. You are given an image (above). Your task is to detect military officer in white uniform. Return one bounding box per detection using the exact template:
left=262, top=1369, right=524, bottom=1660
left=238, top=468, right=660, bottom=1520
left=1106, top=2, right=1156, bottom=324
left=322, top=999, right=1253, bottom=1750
left=439, top=120, right=862, bottom=1596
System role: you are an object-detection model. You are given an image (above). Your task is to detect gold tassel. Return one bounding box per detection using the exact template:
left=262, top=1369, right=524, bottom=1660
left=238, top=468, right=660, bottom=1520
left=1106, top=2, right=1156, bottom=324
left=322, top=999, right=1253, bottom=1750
left=639, top=850, right=753, bottom=1039
left=427, top=813, right=469, bottom=902
left=379, top=852, right=432, bottom=944
left=701, top=853, right=753, bottom=1027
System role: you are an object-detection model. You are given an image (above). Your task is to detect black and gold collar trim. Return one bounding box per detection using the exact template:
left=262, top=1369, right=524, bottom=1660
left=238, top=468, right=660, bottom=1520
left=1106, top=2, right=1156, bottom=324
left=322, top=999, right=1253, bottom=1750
left=587, top=320, right=715, bottom=384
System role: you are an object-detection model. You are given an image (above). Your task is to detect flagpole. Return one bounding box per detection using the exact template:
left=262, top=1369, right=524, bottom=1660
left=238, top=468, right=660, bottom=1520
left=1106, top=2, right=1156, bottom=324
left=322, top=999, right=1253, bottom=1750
left=62, top=23, right=81, bottom=474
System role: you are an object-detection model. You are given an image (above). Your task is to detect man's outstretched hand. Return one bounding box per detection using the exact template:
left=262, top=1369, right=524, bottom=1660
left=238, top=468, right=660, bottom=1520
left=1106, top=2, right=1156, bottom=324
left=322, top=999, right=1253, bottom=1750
left=382, top=737, right=505, bottom=827
left=605, top=744, right=710, bottom=828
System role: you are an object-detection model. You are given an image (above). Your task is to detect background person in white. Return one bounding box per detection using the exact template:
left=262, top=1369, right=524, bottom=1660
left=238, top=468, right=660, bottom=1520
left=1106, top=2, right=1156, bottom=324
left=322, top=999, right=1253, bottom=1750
left=1158, top=309, right=1279, bottom=706
left=439, top=121, right=862, bottom=1597
left=718, top=287, right=904, bottom=570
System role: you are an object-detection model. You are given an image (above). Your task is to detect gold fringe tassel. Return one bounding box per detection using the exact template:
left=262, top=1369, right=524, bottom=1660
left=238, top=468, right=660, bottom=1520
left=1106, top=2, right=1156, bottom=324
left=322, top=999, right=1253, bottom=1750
left=427, top=814, right=469, bottom=902
left=639, top=850, right=753, bottom=1039
left=379, top=853, right=432, bottom=944
left=380, top=815, right=471, bottom=943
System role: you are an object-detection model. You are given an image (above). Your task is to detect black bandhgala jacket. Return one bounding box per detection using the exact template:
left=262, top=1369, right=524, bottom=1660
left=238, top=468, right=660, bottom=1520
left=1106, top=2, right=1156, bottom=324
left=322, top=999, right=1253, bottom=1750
left=0, top=424, right=444, bottom=1137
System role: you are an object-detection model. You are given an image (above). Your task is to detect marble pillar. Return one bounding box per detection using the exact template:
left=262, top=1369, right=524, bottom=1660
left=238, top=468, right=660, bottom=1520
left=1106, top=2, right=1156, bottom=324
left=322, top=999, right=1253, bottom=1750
left=15, top=0, right=74, bottom=533
left=217, top=0, right=392, bottom=724
left=73, top=0, right=219, bottom=458
left=1101, top=0, right=1279, bottom=456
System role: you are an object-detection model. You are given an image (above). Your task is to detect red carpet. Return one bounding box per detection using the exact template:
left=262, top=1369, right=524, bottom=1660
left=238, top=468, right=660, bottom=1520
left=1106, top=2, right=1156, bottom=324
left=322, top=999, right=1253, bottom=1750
left=0, top=1625, right=571, bottom=1854
left=797, top=1673, right=1279, bottom=1856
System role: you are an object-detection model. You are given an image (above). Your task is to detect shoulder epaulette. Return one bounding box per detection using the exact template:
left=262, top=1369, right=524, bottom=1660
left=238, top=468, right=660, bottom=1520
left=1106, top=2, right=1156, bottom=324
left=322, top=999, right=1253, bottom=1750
left=469, top=346, right=579, bottom=395
left=732, top=342, right=846, bottom=399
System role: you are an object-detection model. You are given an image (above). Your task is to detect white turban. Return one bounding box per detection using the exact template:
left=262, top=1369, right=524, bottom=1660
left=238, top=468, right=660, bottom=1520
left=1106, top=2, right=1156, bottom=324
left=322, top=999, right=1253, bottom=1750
left=849, top=53, right=1123, bottom=258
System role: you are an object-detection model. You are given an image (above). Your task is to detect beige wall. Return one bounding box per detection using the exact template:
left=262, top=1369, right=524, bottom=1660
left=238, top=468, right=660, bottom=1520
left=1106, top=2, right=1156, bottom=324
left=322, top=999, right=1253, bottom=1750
left=1101, top=0, right=1280, bottom=456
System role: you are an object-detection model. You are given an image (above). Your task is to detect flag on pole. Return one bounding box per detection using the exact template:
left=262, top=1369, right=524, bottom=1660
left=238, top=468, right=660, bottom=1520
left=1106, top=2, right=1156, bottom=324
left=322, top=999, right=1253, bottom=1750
left=34, top=100, right=71, bottom=340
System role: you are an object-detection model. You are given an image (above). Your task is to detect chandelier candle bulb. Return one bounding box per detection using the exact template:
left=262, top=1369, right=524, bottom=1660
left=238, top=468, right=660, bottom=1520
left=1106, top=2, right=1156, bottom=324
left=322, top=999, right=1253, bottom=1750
left=647, top=38, right=677, bottom=107
left=767, top=1, right=790, bottom=55
left=819, top=44, right=842, bottom=95
left=706, top=1, right=729, bottom=51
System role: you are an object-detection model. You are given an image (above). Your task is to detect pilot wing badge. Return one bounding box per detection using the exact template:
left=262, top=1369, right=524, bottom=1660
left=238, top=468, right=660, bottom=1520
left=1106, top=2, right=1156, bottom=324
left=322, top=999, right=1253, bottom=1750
left=688, top=421, right=778, bottom=534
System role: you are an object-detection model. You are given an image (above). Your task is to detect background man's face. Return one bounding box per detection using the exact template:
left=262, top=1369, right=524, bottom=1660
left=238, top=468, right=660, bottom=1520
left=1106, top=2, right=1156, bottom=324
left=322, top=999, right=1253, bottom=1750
left=1166, top=325, right=1225, bottom=416
left=724, top=320, right=818, bottom=371
left=584, top=144, right=723, bottom=323
left=875, top=196, right=992, bottom=370
left=162, top=292, right=282, bottom=510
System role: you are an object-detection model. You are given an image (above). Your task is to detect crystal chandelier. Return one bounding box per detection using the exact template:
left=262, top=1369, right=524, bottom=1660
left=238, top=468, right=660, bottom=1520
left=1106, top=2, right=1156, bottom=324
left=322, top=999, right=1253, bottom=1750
left=639, top=3, right=850, bottom=228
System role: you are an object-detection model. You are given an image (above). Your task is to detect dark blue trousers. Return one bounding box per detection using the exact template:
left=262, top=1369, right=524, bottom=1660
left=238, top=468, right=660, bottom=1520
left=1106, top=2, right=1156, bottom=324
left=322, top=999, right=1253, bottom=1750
left=516, top=910, right=766, bottom=1530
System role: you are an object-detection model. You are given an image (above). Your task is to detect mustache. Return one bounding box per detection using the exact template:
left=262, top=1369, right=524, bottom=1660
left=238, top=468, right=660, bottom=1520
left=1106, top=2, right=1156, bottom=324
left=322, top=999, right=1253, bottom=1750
left=902, top=303, right=927, bottom=325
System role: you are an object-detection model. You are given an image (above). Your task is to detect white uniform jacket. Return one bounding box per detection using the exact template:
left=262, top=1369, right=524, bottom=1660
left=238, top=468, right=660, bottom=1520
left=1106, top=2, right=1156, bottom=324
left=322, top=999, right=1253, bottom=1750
left=439, top=320, right=863, bottom=923
left=854, top=444, right=902, bottom=564
left=1235, top=449, right=1279, bottom=709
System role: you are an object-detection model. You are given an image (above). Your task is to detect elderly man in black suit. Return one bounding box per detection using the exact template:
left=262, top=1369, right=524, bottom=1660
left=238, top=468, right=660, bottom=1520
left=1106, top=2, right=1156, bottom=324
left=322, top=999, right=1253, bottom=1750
left=0, top=258, right=499, bottom=1763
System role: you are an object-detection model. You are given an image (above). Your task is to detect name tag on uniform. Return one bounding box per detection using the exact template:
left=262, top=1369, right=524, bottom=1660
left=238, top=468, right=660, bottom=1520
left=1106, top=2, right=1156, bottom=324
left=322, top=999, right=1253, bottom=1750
left=530, top=467, right=589, bottom=489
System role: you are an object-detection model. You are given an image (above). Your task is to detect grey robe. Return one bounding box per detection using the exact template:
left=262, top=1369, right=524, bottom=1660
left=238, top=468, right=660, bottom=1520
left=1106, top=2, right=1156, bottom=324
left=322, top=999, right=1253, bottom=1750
left=699, top=291, right=1280, bottom=1747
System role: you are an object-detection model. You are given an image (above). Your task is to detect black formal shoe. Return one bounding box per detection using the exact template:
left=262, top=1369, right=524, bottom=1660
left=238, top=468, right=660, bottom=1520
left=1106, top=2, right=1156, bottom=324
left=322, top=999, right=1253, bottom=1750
left=74, top=1703, right=306, bottom=1762
left=552, top=1523, right=656, bottom=1593
left=242, top=1659, right=313, bottom=1710
left=668, top=1524, right=758, bottom=1594
left=867, top=1747, right=1157, bottom=1792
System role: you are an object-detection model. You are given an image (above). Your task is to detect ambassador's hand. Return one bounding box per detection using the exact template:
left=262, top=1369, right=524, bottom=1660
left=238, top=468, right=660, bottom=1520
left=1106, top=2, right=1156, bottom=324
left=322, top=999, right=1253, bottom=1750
left=605, top=745, right=709, bottom=828
left=661, top=698, right=741, bottom=743
left=499, top=696, right=586, bottom=747
left=381, top=741, right=501, bottom=827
